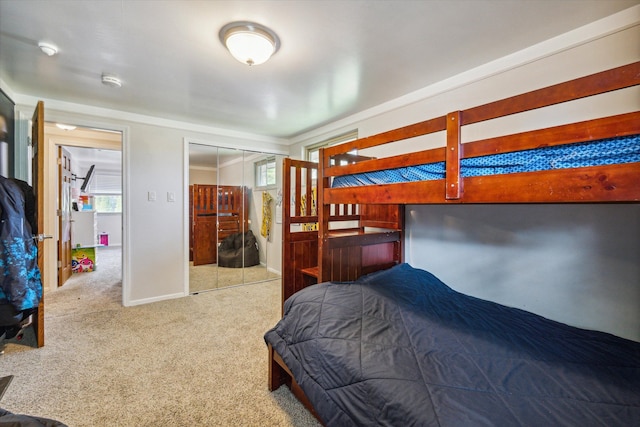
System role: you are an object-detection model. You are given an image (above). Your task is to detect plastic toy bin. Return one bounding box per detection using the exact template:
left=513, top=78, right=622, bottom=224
left=72, top=247, right=96, bottom=273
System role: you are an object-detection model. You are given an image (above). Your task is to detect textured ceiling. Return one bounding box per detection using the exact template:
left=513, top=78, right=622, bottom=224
left=1, top=0, right=637, bottom=140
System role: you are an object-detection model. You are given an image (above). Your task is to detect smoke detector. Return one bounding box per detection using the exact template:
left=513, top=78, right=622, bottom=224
left=38, top=42, right=58, bottom=56
left=101, top=74, right=122, bottom=88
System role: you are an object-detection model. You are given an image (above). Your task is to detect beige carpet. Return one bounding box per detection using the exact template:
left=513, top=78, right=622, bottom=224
left=0, top=247, right=320, bottom=427
left=189, top=263, right=281, bottom=294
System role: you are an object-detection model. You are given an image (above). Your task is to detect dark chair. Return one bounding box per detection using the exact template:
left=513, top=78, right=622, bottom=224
left=0, top=303, right=34, bottom=353
left=218, top=230, right=260, bottom=268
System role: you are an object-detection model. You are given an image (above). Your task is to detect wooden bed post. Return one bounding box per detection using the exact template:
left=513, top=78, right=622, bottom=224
left=317, top=147, right=330, bottom=283
left=446, top=111, right=462, bottom=200
left=282, top=159, right=293, bottom=316
left=397, top=205, right=405, bottom=264
left=281, top=158, right=322, bottom=311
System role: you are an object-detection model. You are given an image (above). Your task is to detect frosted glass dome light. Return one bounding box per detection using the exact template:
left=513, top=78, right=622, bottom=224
left=220, top=22, right=280, bottom=66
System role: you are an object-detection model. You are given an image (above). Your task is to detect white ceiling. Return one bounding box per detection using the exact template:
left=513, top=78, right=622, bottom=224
left=64, top=145, right=122, bottom=173
left=45, top=123, right=123, bottom=172
left=1, top=0, right=637, bottom=140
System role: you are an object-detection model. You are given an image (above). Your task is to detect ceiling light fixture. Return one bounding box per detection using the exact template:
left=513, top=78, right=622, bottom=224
left=38, top=42, right=58, bottom=56
left=101, top=74, right=122, bottom=88
left=219, top=21, right=280, bottom=66
left=56, top=123, right=77, bottom=131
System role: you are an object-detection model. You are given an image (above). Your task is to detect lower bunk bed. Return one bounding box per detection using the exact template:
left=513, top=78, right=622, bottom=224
left=265, top=263, right=640, bottom=426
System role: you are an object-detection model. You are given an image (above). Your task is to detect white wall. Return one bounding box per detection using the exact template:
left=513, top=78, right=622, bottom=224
left=125, top=125, right=285, bottom=304
left=8, top=105, right=288, bottom=306
left=407, top=205, right=640, bottom=342
left=96, top=213, right=122, bottom=246
left=289, top=15, right=640, bottom=340
left=189, top=167, right=216, bottom=185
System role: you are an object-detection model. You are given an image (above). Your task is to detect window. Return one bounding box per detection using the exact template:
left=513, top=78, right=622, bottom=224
left=94, top=194, right=122, bottom=213
left=305, top=130, right=358, bottom=163
left=255, top=157, right=276, bottom=188
left=307, top=145, right=321, bottom=163
left=305, top=130, right=359, bottom=180
left=93, top=173, right=122, bottom=213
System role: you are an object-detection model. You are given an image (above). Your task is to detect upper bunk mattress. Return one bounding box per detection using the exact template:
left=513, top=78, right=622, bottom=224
left=264, top=263, right=640, bottom=426
left=332, top=134, right=640, bottom=187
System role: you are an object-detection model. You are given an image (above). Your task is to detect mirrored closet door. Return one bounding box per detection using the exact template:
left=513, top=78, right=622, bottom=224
left=188, top=143, right=284, bottom=293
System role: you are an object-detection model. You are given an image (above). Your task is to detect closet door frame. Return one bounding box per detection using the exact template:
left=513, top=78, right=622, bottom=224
left=184, top=138, right=287, bottom=295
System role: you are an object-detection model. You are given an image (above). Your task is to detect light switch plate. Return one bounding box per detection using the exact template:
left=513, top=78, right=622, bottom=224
left=167, top=192, right=175, bottom=202
left=148, top=191, right=156, bottom=201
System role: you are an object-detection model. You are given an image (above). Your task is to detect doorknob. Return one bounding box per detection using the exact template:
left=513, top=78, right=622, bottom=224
left=34, top=234, right=54, bottom=242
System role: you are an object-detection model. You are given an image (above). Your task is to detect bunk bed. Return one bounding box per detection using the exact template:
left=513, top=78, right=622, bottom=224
left=265, top=62, right=640, bottom=426
left=189, top=184, right=248, bottom=266
left=281, top=158, right=403, bottom=314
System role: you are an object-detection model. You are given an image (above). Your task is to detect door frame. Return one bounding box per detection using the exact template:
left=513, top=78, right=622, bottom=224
left=183, top=137, right=288, bottom=295
left=32, top=101, right=45, bottom=347
left=39, top=114, right=130, bottom=305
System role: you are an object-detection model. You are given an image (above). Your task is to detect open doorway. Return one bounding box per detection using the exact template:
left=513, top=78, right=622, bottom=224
left=44, top=123, right=123, bottom=293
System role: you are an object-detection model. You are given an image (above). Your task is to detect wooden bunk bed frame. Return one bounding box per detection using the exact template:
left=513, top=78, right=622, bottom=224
left=269, top=61, right=640, bottom=422
left=189, top=184, right=248, bottom=266
left=281, top=159, right=404, bottom=314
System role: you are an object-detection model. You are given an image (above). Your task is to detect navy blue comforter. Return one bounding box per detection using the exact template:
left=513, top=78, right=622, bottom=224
left=264, top=263, right=640, bottom=426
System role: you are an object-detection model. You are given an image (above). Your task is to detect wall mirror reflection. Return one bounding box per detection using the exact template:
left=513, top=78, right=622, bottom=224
left=188, top=143, right=284, bottom=293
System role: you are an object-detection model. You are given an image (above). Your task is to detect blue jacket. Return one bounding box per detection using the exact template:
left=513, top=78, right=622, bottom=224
left=0, top=176, right=42, bottom=311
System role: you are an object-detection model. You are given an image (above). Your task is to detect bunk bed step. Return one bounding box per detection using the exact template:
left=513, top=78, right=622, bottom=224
left=300, top=266, right=319, bottom=279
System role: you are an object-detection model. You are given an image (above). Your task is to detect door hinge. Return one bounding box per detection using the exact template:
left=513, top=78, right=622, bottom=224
left=57, top=260, right=62, bottom=269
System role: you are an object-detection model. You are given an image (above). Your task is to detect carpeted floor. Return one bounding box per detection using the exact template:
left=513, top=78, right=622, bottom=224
left=189, top=263, right=281, bottom=294
left=0, top=246, right=320, bottom=426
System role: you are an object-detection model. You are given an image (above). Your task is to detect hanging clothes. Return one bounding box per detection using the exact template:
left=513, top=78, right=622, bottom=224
left=261, top=191, right=273, bottom=240
left=0, top=176, right=42, bottom=312
left=301, top=187, right=318, bottom=231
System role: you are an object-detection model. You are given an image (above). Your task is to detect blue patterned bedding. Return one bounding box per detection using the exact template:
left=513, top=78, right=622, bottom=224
left=332, top=134, right=640, bottom=187
left=264, top=263, right=640, bottom=426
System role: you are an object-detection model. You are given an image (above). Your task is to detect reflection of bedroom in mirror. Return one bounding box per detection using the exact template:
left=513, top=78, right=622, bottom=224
left=188, top=143, right=284, bottom=293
